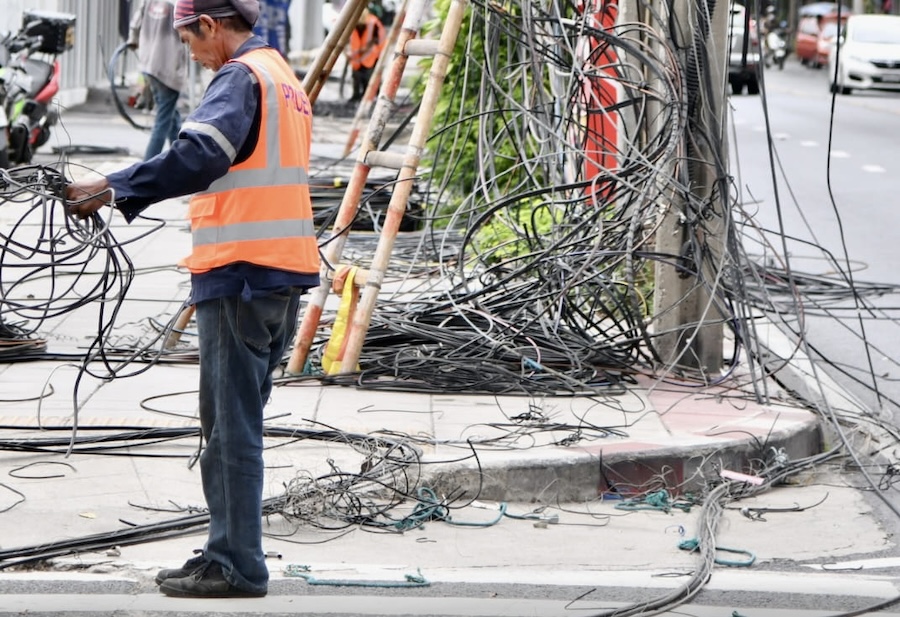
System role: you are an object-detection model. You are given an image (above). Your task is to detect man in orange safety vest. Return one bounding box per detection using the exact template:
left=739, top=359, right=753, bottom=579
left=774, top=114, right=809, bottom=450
left=346, top=7, right=386, bottom=103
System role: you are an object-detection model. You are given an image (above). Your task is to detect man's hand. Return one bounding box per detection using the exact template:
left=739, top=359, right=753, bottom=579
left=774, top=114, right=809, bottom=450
left=66, top=178, right=113, bottom=220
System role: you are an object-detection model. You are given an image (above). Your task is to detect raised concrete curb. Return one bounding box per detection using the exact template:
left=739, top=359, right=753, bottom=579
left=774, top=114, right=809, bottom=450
left=422, top=382, right=823, bottom=502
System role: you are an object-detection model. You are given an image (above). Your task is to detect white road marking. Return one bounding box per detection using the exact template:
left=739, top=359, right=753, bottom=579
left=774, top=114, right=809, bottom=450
left=805, top=555, right=900, bottom=570
left=3, top=591, right=900, bottom=617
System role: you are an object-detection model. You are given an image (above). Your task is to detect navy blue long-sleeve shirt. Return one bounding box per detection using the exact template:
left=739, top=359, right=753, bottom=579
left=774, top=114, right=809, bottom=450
left=107, top=37, right=319, bottom=304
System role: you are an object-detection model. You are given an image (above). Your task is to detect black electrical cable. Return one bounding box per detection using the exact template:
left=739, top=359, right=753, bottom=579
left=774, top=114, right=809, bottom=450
left=0, top=423, right=422, bottom=569
left=106, top=42, right=153, bottom=131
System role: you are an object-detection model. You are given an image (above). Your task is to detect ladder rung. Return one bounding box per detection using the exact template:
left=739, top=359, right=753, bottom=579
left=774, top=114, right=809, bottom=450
left=328, top=268, right=369, bottom=287
left=404, top=39, right=441, bottom=56
left=365, top=151, right=406, bottom=169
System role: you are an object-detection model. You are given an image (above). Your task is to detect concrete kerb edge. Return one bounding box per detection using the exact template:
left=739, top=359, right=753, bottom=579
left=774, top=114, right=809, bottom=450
left=753, top=319, right=894, bottom=466
left=420, top=418, right=823, bottom=503
left=420, top=321, right=829, bottom=503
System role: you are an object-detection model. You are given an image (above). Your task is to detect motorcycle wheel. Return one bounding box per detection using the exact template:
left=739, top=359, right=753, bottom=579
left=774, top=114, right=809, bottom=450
left=33, top=126, right=51, bottom=149
left=0, top=133, right=10, bottom=170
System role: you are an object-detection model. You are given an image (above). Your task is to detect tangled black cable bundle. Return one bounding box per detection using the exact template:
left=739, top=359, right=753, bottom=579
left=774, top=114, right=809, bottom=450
left=0, top=164, right=180, bottom=400
left=1, top=165, right=135, bottom=327
left=0, top=423, right=423, bottom=569
left=332, top=0, right=710, bottom=394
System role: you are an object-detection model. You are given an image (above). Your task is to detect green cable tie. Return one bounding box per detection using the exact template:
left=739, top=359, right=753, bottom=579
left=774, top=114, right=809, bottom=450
left=394, top=488, right=508, bottom=530
left=394, top=486, right=450, bottom=530
left=615, top=489, right=694, bottom=514
left=678, top=538, right=756, bottom=567
left=616, top=489, right=672, bottom=512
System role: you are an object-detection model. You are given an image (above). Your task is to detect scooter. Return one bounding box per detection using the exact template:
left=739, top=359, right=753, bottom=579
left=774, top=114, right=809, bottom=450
left=0, top=10, right=76, bottom=169
left=764, top=23, right=788, bottom=70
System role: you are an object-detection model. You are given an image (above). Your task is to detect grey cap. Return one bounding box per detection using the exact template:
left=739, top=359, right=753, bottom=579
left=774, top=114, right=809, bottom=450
left=173, top=0, right=260, bottom=28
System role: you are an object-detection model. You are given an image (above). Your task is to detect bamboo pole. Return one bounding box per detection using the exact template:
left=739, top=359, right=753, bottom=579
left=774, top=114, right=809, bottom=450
left=285, top=0, right=435, bottom=374
left=338, top=0, right=468, bottom=372
left=342, top=0, right=410, bottom=157
left=302, top=0, right=370, bottom=102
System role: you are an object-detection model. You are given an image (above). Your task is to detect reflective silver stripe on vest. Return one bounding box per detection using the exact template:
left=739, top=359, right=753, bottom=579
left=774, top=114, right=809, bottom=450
left=193, top=218, right=316, bottom=247
left=201, top=53, right=308, bottom=194
left=204, top=165, right=308, bottom=192
left=245, top=58, right=281, bottom=167
left=182, top=120, right=238, bottom=162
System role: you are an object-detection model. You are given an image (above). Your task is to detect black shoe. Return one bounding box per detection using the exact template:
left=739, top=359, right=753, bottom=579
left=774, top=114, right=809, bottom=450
left=154, top=550, right=207, bottom=585
left=158, top=561, right=267, bottom=598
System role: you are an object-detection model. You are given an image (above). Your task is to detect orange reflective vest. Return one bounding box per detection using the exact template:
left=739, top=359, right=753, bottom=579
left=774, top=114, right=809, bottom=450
left=179, top=48, right=319, bottom=276
left=348, top=15, right=386, bottom=71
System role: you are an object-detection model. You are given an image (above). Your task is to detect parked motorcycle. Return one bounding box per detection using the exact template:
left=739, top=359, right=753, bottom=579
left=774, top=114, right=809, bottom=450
left=764, top=22, right=789, bottom=70
left=0, top=10, right=76, bottom=169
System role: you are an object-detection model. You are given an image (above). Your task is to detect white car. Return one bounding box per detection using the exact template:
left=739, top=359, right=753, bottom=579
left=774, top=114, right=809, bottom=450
left=828, top=14, right=900, bottom=95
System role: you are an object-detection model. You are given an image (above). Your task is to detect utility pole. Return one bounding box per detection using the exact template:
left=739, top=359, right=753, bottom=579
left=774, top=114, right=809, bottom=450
left=651, top=0, right=728, bottom=377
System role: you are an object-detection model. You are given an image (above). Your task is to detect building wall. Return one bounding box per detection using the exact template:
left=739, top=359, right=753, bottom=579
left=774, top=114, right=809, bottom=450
left=2, top=1, right=325, bottom=108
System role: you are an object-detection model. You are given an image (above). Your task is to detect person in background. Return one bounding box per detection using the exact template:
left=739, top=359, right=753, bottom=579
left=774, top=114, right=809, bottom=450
left=128, top=0, right=190, bottom=160
left=254, top=0, right=292, bottom=57
left=346, top=6, right=385, bottom=103
left=760, top=4, right=778, bottom=36
left=66, top=0, right=319, bottom=599
left=371, top=0, right=397, bottom=26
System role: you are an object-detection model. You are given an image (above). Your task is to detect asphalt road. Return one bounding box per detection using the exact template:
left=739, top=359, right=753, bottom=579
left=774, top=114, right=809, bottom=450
left=730, top=55, right=900, bottom=422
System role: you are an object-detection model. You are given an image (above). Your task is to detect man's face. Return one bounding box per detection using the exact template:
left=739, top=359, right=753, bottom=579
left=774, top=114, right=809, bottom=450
left=178, top=16, right=228, bottom=71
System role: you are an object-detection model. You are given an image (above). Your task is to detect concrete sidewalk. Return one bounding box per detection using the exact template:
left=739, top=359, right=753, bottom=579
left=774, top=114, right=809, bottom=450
left=0, top=82, right=851, bottom=614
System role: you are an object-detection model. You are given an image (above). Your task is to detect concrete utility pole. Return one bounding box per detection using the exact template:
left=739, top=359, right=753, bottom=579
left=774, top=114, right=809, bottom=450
left=651, top=0, right=728, bottom=377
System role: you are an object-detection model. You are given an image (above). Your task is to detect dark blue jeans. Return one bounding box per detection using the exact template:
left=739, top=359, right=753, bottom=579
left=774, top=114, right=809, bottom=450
left=195, top=287, right=302, bottom=594
left=144, top=74, right=182, bottom=160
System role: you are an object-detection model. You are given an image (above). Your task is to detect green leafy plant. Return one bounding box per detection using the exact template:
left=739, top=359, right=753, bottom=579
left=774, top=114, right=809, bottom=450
left=417, top=0, right=537, bottom=199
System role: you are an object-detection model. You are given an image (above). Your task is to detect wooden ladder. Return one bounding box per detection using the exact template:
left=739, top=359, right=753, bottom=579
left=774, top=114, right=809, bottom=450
left=286, top=0, right=468, bottom=374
